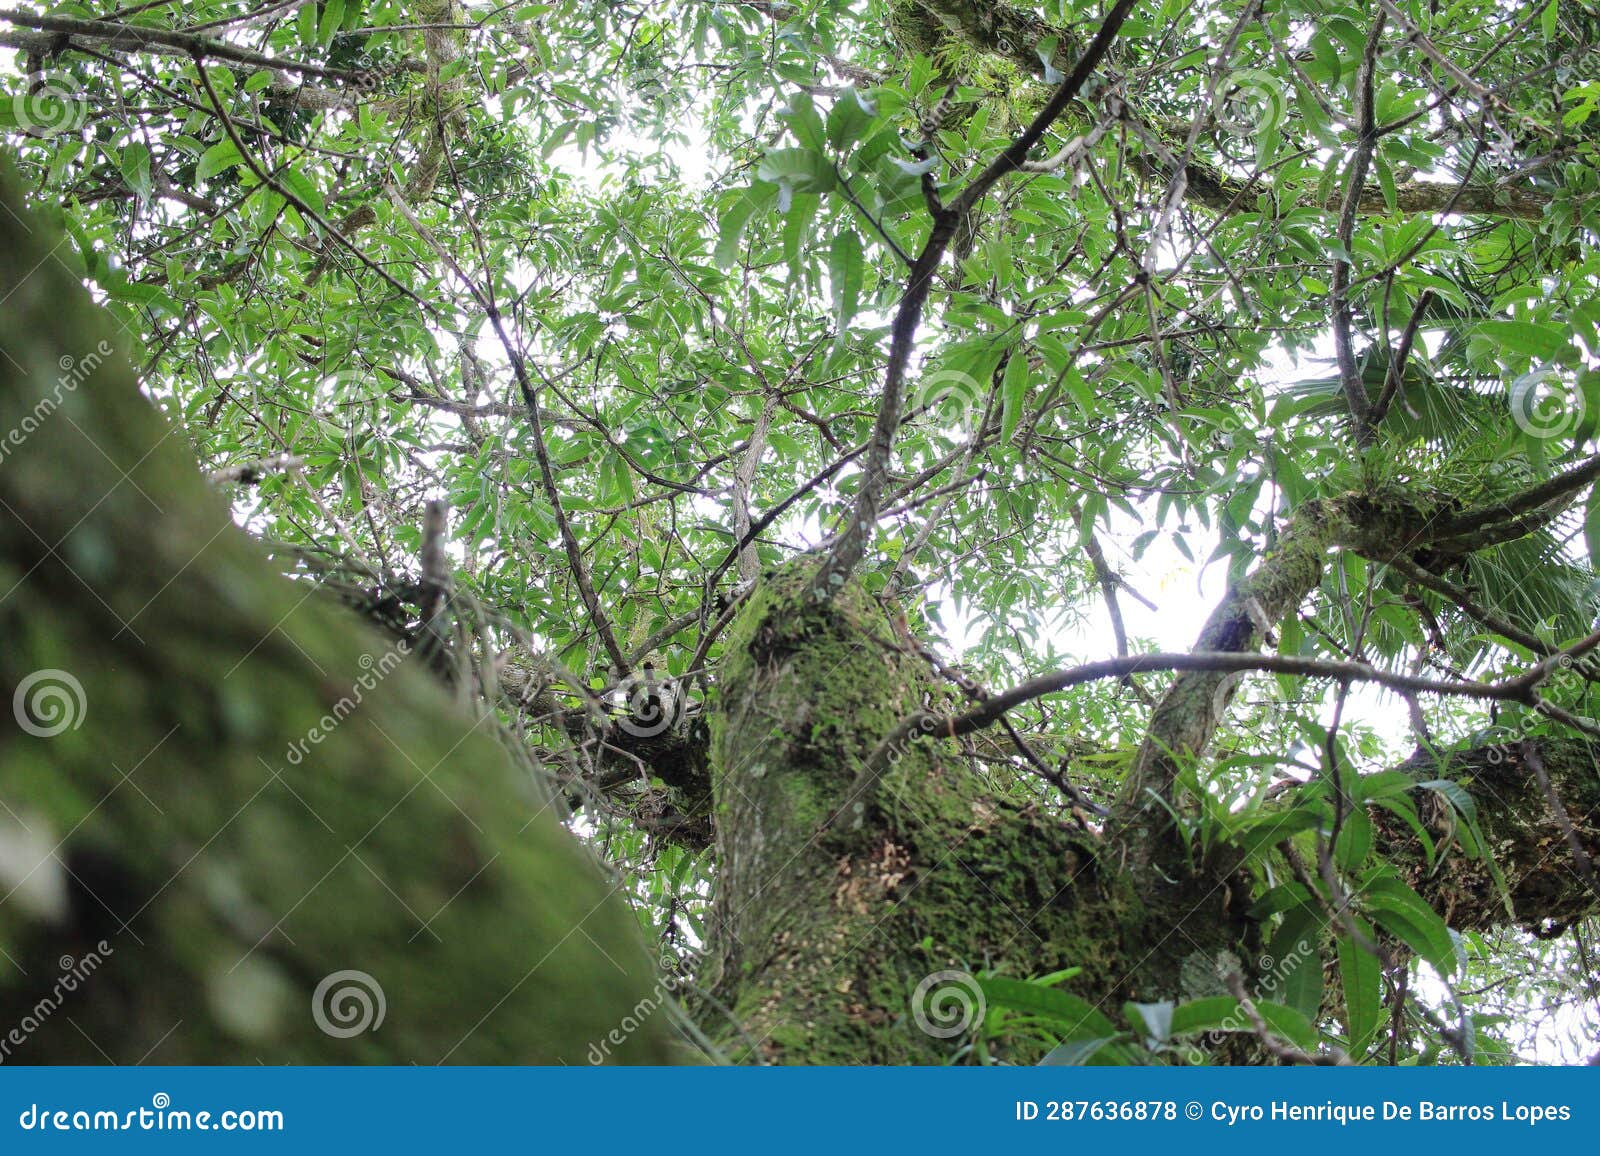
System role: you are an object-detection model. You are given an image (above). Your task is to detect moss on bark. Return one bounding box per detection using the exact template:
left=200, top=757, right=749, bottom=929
left=704, top=565, right=1251, bottom=1063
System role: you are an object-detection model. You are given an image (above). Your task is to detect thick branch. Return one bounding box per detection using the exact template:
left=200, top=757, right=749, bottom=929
left=0, top=8, right=382, bottom=82
left=850, top=642, right=1581, bottom=807
left=1332, top=13, right=1386, bottom=443
left=1380, top=739, right=1600, bottom=933
left=1432, top=451, right=1600, bottom=549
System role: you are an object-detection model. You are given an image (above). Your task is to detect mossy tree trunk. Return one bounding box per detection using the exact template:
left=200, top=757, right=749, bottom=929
left=698, top=555, right=1600, bottom=1064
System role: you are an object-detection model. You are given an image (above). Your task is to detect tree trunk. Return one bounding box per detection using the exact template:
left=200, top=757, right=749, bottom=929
left=700, top=563, right=1600, bottom=1063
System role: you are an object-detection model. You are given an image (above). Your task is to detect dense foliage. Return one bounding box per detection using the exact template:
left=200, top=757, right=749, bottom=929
left=4, top=0, right=1599, bottom=1062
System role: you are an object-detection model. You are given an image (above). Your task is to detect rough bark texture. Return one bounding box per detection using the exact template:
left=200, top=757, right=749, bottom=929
left=2, top=121, right=1597, bottom=1060
left=1387, top=741, right=1600, bottom=936
left=1113, top=490, right=1447, bottom=859
left=0, top=161, right=674, bottom=1064
left=698, top=557, right=1599, bottom=1063
left=703, top=569, right=1244, bottom=1063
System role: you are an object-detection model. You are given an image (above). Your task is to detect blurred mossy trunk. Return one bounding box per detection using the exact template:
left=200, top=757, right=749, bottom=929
left=0, top=160, right=675, bottom=1064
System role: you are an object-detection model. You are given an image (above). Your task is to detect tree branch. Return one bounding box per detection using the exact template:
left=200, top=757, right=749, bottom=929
left=811, top=0, right=1139, bottom=599
left=0, top=7, right=387, bottom=82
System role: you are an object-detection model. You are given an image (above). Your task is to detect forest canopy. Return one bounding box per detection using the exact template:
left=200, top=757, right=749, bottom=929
left=1, top=0, right=1599, bottom=1065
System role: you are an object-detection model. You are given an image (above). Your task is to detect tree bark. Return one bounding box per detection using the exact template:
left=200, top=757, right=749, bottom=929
left=698, top=559, right=1599, bottom=1063
left=2, top=144, right=1595, bottom=1062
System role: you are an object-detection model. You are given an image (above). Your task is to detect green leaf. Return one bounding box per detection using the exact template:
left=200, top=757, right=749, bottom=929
left=715, top=194, right=761, bottom=271
left=276, top=167, right=326, bottom=217
left=1039, top=1037, right=1124, bottom=1065
left=196, top=141, right=244, bottom=182
left=1337, top=918, right=1383, bottom=1058
left=1252, top=1002, right=1319, bottom=1050
left=1335, top=807, right=1372, bottom=870
left=1169, top=995, right=1241, bottom=1037
left=297, top=0, right=317, bottom=47
left=1264, top=906, right=1324, bottom=1022
left=318, top=0, right=346, bottom=45
left=600, top=451, right=635, bottom=505
left=1478, top=319, right=1570, bottom=363
left=1361, top=872, right=1455, bottom=976
left=756, top=148, right=834, bottom=194
left=1354, top=771, right=1416, bottom=801
left=978, top=976, right=1116, bottom=1038
left=1375, top=154, right=1397, bottom=215
left=1249, top=883, right=1313, bottom=919
left=826, top=88, right=877, bottom=151
left=779, top=92, right=827, bottom=153
left=1230, top=807, right=1321, bottom=861
left=118, top=143, right=152, bottom=202
left=828, top=228, right=862, bottom=333
left=1169, top=996, right=1317, bottom=1050
left=999, top=349, right=1029, bottom=443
